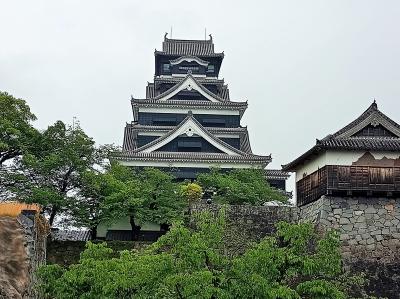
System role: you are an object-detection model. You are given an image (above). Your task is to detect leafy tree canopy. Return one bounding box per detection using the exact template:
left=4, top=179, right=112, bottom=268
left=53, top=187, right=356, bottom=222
left=0, top=91, right=38, bottom=166
left=197, top=168, right=288, bottom=205
left=180, top=182, right=203, bottom=203
left=7, top=121, right=102, bottom=225
left=38, top=213, right=372, bottom=299
left=100, top=166, right=187, bottom=239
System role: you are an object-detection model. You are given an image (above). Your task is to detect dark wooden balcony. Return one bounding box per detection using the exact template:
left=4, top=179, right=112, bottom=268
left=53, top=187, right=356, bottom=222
left=297, top=165, right=400, bottom=206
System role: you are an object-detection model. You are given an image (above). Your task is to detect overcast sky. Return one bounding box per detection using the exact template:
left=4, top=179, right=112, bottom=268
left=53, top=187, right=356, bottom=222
left=1, top=0, right=400, bottom=193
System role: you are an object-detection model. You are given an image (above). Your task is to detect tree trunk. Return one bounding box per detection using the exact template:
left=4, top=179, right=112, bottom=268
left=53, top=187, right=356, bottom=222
left=160, top=223, right=170, bottom=232
left=129, top=216, right=141, bottom=241
left=90, top=226, right=97, bottom=240
left=49, top=207, right=58, bottom=226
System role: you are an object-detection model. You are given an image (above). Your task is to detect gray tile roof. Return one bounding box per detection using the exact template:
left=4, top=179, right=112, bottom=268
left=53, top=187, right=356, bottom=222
left=132, top=114, right=249, bottom=156
left=117, top=114, right=270, bottom=166
left=151, top=74, right=228, bottom=102
left=149, top=77, right=229, bottom=100
left=265, top=169, right=290, bottom=180
left=154, top=77, right=224, bottom=85
left=131, top=99, right=248, bottom=121
left=283, top=102, right=400, bottom=171
left=156, top=36, right=224, bottom=57
left=122, top=123, right=253, bottom=153
left=114, top=151, right=271, bottom=165
left=51, top=229, right=91, bottom=241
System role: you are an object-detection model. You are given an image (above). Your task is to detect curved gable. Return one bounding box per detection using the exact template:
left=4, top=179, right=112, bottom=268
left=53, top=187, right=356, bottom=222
left=153, top=74, right=226, bottom=103
left=170, top=55, right=209, bottom=67
left=135, top=114, right=249, bottom=156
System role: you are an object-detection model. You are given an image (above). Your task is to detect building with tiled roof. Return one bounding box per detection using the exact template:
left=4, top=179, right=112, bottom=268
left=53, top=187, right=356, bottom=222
left=283, top=101, right=400, bottom=206
left=113, top=34, right=281, bottom=182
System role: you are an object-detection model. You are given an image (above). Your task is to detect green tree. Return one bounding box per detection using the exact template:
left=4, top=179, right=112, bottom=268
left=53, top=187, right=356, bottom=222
left=0, top=91, right=38, bottom=166
left=8, top=121, right=101, bottom=225
left=38, top=213, right=371, bottom=299
left=70, top=167, right=117, bottom=239
left=180, top=182, right=203, bottom=203
left=197, top=168, right=287, bottom=205
left=101, top=167, right=186, bottom=240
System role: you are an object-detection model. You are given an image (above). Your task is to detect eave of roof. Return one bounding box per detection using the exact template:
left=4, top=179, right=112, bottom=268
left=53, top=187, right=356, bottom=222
left=265, top=169, right=291, bottom=180
left=155, top=50, right=224, bottom=58
left=113, top=151, right=271, bottom=164
left=154, top=76, right=225, bottom=85
left=131, top=99, right=247, bottom=108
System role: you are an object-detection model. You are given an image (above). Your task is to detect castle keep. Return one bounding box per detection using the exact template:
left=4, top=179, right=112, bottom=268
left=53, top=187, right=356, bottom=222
left=113, top=35, right=288, bottom=189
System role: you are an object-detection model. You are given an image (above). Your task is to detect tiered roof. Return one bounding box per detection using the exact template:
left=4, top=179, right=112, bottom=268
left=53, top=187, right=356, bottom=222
left=118, top=113, right=270, bottom=166
left=123, top=123, right=253, bottom=153
left=283, top=101, right=400, bottom=171
left=133, top=74, right=246, bottom=119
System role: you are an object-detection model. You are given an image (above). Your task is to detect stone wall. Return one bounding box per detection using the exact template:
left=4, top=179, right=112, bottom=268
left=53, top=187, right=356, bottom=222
left=298, top=196, right=400, bottom=298
left=0, top=212, right=47, bottom=299
left=47, top=240, right=151, bottom=266
left=190, top=203, right=297, bottom=255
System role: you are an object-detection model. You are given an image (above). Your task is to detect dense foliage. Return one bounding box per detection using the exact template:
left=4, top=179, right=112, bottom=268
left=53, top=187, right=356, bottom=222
left=99, top=165, right=187, bottom=240
left=180, top=182, right=203, bottom=203
left=0, top=91, right=38, bottom=166
left=6, top=121, right=103, bottom=224
left=197, top=168, right=287, bottom=205
left=38, top=212, right=370, bottom=299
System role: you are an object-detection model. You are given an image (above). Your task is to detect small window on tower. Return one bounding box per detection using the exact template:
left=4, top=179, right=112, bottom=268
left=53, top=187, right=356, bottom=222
left=207, top=65, right=215, bottom=73
left=163, top=63, right=170, bottom=72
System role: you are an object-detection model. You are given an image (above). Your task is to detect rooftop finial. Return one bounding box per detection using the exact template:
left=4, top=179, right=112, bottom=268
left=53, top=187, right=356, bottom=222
left=164, top=32, right=168, bottom=40
left=209, top=34, right=213, bottom=41
left=372, top=98, right=378, bottom=109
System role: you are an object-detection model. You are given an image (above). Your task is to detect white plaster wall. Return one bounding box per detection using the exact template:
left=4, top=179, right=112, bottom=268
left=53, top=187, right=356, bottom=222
left=295, top=152, right=326, bottom=182
left=97, top=217, right=161, bottom=238
left=295, top=151, right=400, bottom=182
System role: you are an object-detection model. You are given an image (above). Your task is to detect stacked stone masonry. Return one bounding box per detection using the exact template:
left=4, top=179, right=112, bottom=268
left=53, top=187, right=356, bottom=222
left=299, top=196, right=400, bottom=298
left=299, top=196, right=400, bottom=262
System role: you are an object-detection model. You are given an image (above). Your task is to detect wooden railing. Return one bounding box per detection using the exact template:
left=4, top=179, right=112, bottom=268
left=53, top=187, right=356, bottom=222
left=297, top=165, right=400, bottom=206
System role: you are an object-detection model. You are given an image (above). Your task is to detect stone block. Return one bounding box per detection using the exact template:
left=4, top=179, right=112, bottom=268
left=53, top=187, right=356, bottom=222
left=365, top=207, right=376, bottom=214
left=354, top=222, right=367, bottom=229
left=342, top=224, right=354, bottom=232
left=366, top=238, right=375, bottom=245
left=392, top=219, right=400, bottom=226
left=377, top=209, right=386, bottom=215
left=355, top=216, right=366, bottom=223
left=333, top=208, right=342, bottom=215
left=348, top=239, right=358, bottom=245
left=370, top=230, right=382, bottom=236
left=354, top=210, right=363, bottom=216
left=339, top=218, right=350, bottom=224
